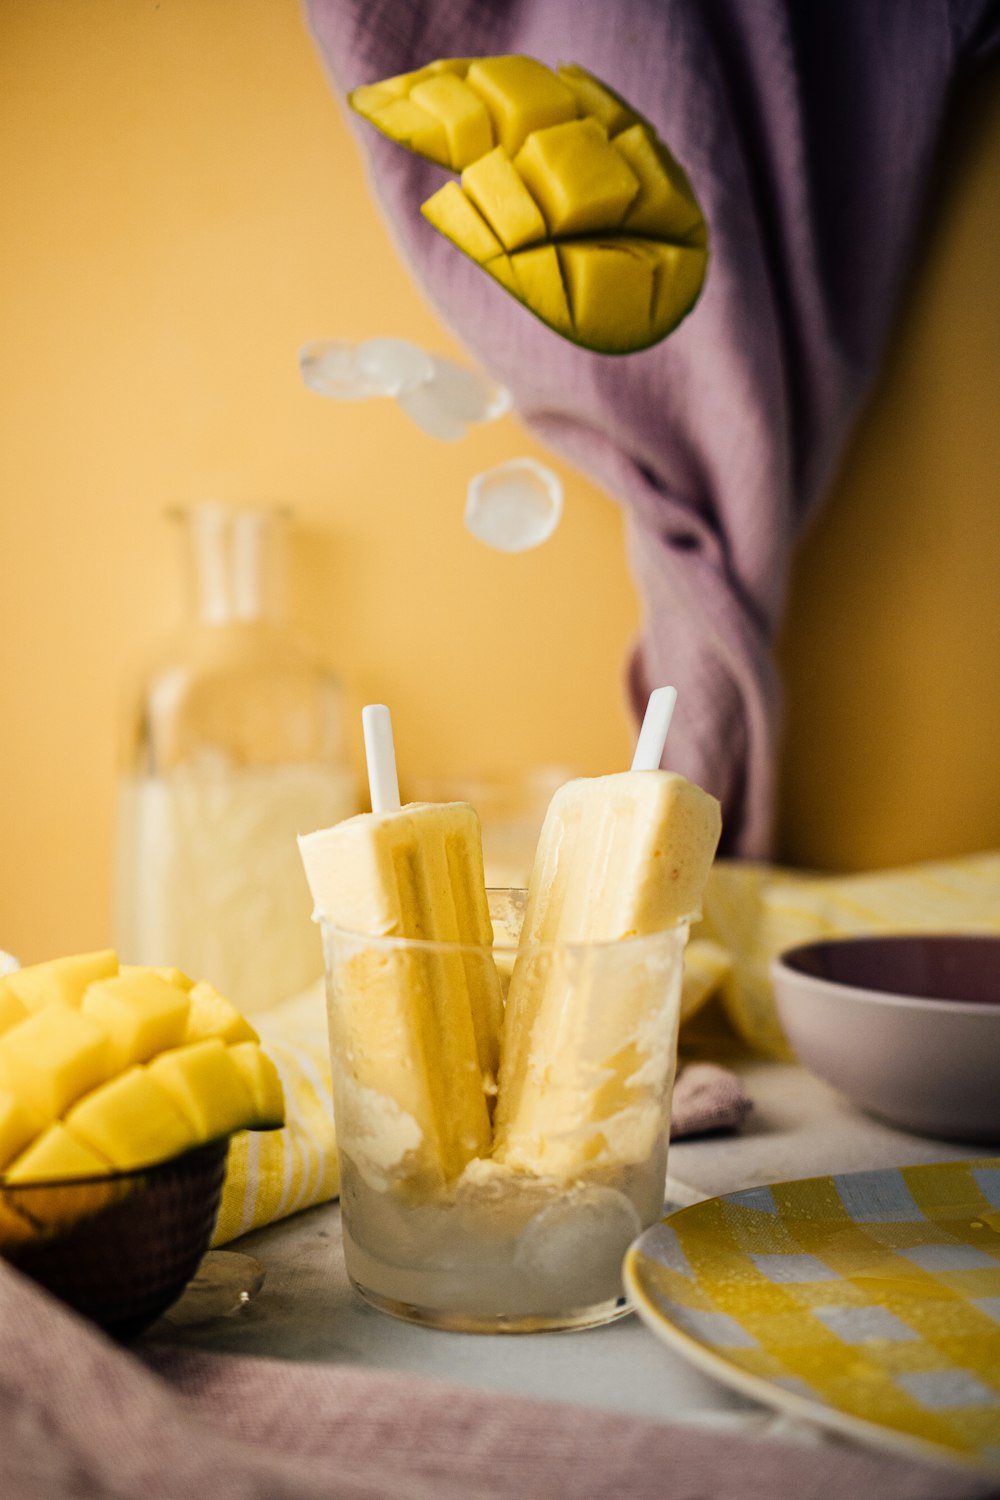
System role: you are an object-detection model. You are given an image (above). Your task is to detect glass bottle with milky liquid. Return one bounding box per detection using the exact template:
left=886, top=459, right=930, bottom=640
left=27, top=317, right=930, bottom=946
left=115, top=503, right=358, bottom=1013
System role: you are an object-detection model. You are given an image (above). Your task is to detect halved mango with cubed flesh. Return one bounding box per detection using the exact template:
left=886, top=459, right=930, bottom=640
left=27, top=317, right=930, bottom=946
left=5, top=1123, right=112, bottom=1183
left=65, top=1068, right=198, bottom=1170
left=82, top=971, right=190, bottom=1069
left=148, top=1041, right=255, bottom=1141
left=0, top=1004, right=112, bottom=1125
left=229, top=1042, right=285, bottom=1130
left=352, top=55, right=707, bottom=353
left=7, top=949, right=118, bottom=1010
left=0, top=951, right=284, bottom=1186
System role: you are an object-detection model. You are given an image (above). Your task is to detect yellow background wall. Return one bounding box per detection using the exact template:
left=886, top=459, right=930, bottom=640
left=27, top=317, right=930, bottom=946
left=2, top=2, right=999, bottom=964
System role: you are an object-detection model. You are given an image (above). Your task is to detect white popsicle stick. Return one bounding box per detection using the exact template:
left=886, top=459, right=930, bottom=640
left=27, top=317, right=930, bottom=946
left=362, top=703, right=401, bottom=813
left=630, top=686, right=677, bottom=771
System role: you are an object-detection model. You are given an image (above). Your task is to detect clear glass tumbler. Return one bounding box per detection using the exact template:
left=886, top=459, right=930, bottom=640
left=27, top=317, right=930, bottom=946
left=322, top=891, right=688, bottom=1333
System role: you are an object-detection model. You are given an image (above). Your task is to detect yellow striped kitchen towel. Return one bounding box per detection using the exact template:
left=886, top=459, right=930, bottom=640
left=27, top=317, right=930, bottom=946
left=212, top=981, right=339, bottom=1247
left=689, top=849, right=1000, bottom=1059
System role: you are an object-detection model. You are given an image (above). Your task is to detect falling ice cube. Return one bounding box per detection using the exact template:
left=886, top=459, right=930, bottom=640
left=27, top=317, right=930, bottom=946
left=298, top=340, right=377, bottom=400
left=355, top=337, right=435, bottom=396
left=423, top=357, right=512, bottom=424
left=465, top=458, right=563, bottom=552
left=396, top=381, right=469, bottom=442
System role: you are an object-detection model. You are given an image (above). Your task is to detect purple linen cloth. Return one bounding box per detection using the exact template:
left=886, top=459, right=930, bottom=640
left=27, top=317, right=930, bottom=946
left=2, top=1257, right=998, bottom=1500
left=304, top=0, right=1000, bottom=856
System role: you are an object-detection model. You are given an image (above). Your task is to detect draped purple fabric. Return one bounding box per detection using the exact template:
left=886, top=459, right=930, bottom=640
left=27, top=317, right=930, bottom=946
left=304, top=0, right=1000, bottom=855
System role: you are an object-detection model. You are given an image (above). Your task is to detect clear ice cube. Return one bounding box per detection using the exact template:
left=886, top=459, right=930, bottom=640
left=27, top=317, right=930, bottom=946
left=298, top=340, right=377, bottom=400
left=423, top=357, right=512, bottom=424
left=355, top=337, right=435, bottom=396
left=396, top=381, right=469, bottom=442
left=513, top=1184, right=642, bottom=1303
left=464, top=458, right=563, bottom=552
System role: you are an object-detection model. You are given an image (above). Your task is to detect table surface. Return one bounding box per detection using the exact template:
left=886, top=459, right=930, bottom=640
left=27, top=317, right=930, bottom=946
left=147, top=1059, right=997, bottom=1438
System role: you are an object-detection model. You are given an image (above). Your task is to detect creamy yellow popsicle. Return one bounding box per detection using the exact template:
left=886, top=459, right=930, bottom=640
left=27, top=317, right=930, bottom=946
left=493, top=761, right=721, bottom=1177
left=299, top=708, right=503, bottom=1194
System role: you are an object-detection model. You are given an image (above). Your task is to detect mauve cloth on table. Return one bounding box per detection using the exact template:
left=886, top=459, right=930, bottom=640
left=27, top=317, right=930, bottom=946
left=304, top=0, right=1000, bottom=857
left=2, top=1260, right=998, bottom=1500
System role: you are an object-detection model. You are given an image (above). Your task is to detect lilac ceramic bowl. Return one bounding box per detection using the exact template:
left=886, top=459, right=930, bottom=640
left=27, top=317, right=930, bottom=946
left=771, top=934, right=1000, bottom=1142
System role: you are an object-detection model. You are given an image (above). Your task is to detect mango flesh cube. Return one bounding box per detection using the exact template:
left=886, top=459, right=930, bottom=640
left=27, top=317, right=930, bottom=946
left=421, top=180, right=504, bottom=263
left=461, top=145, right=547, bottom=251
left=510, top=245, right=574, bottom=337
left=614, top=123, right=705, bottom=242
left=409, top=73, right=493, bottom=170
left=184, top=980, right=259, bottom=1046
left=81, top=971, right=190, bottom=1069
left=557, top=241, right=655, bottom=353
left=0, top=980, right=29, bottom=1036
left=8, top=949, right=118, bottom=1011
left=148, top=1040, right=255, bottom=1141
left=65, top=1067, right=198, bottom=1169
left=514, top=118, right=639, bottom=236
left=483, top=252, right=521, bottom=297
left=631, top=239, right=709, bottom=338
left=465, top=55, right=577, bottom=157
left=121, top=964, right=195, bottom=991
left=0, top=1090, right=36, bottom=1170
left=556, top=63, right=643, bottom=137
left=228, top=1042, right=285, bottom=1130
left=366, top=97, right=448, bottom=164
left=0, top=1004, right=112, bottom=1125
left=5, top=1122, right=112, bottom=1183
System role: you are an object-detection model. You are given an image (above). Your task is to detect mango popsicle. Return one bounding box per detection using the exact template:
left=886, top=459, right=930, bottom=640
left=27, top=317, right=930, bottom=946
left=298, top=706, right=503, bottom=1194
left=493, top=688, right=722, bottom=1177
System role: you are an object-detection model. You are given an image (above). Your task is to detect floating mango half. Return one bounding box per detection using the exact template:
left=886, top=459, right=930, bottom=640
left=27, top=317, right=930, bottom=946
left=349, top=55, right=707, bottom=354
left=0, top=953, right=283, bottom=1185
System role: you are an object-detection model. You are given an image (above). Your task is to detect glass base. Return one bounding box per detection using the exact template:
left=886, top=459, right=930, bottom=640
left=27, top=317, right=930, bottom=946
left=351, top=1278, right=634, bottom=1334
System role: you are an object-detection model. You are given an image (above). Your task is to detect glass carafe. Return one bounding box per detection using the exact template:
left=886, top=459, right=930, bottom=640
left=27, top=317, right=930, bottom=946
left=114, top=503, right=358, bottom=1012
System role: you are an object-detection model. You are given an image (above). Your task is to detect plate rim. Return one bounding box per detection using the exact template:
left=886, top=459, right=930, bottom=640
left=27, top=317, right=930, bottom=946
left=624, top=1160, right=1000, bottom=1476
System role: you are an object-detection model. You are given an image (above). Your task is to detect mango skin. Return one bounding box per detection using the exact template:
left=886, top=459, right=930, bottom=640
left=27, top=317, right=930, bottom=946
left=350, top=55, right=708, bottom=354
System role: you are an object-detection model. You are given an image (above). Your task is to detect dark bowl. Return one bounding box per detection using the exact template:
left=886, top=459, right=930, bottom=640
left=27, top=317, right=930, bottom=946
left=0, top=1138, right=229, bottom=1339
left=771, top=934, right=1000, bottom=1142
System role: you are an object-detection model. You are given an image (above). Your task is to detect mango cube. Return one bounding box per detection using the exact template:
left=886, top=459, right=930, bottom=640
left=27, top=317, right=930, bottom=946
left=5, top=1122, right=112, bottom=1183
left=461, top=145, right=547, bottom=251
left=82, top=971, right=190, bottom=1069
left=367, top=97, right=447, bottom=163
left=510, top=245, right=574, bottom=337
left=228, top=1043, right=285, bottom=1130
left=148, top=1040, right=255, bottom=1141
left=556, top=63, right=642, bottom=137
left=0, top=979, right=29, bottom=1037
left=183, top=980, right=259, bottom=1046
left=409, top=73, right=493, bottom=169
left=557, top=240, right=656, bottom=353
left=0, top=1004, right=112, bottom=1124
left=7, top=949, right=118, bottom=1011
left=65, top=1067, right=197, bottom=1169
left=615, top=123, right=704, bottom=242
left=121, top=964, right=195, bottom=991
left=514, top=117, right=639, bottom=236
left=465, top=55, right=577, bottom=156
left=0, top=1090, right=36, bottom=1170
left=421, top=180, right=505, bottom=263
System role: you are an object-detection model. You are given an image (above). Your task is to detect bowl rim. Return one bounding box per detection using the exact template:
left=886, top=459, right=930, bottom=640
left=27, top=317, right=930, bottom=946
left=771, top=932, right=1000, bottom=1016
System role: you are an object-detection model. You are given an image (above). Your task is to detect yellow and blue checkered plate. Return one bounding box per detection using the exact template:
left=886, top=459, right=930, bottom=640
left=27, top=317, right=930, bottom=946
left=624, top=1159, right=1000, bottom=1471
